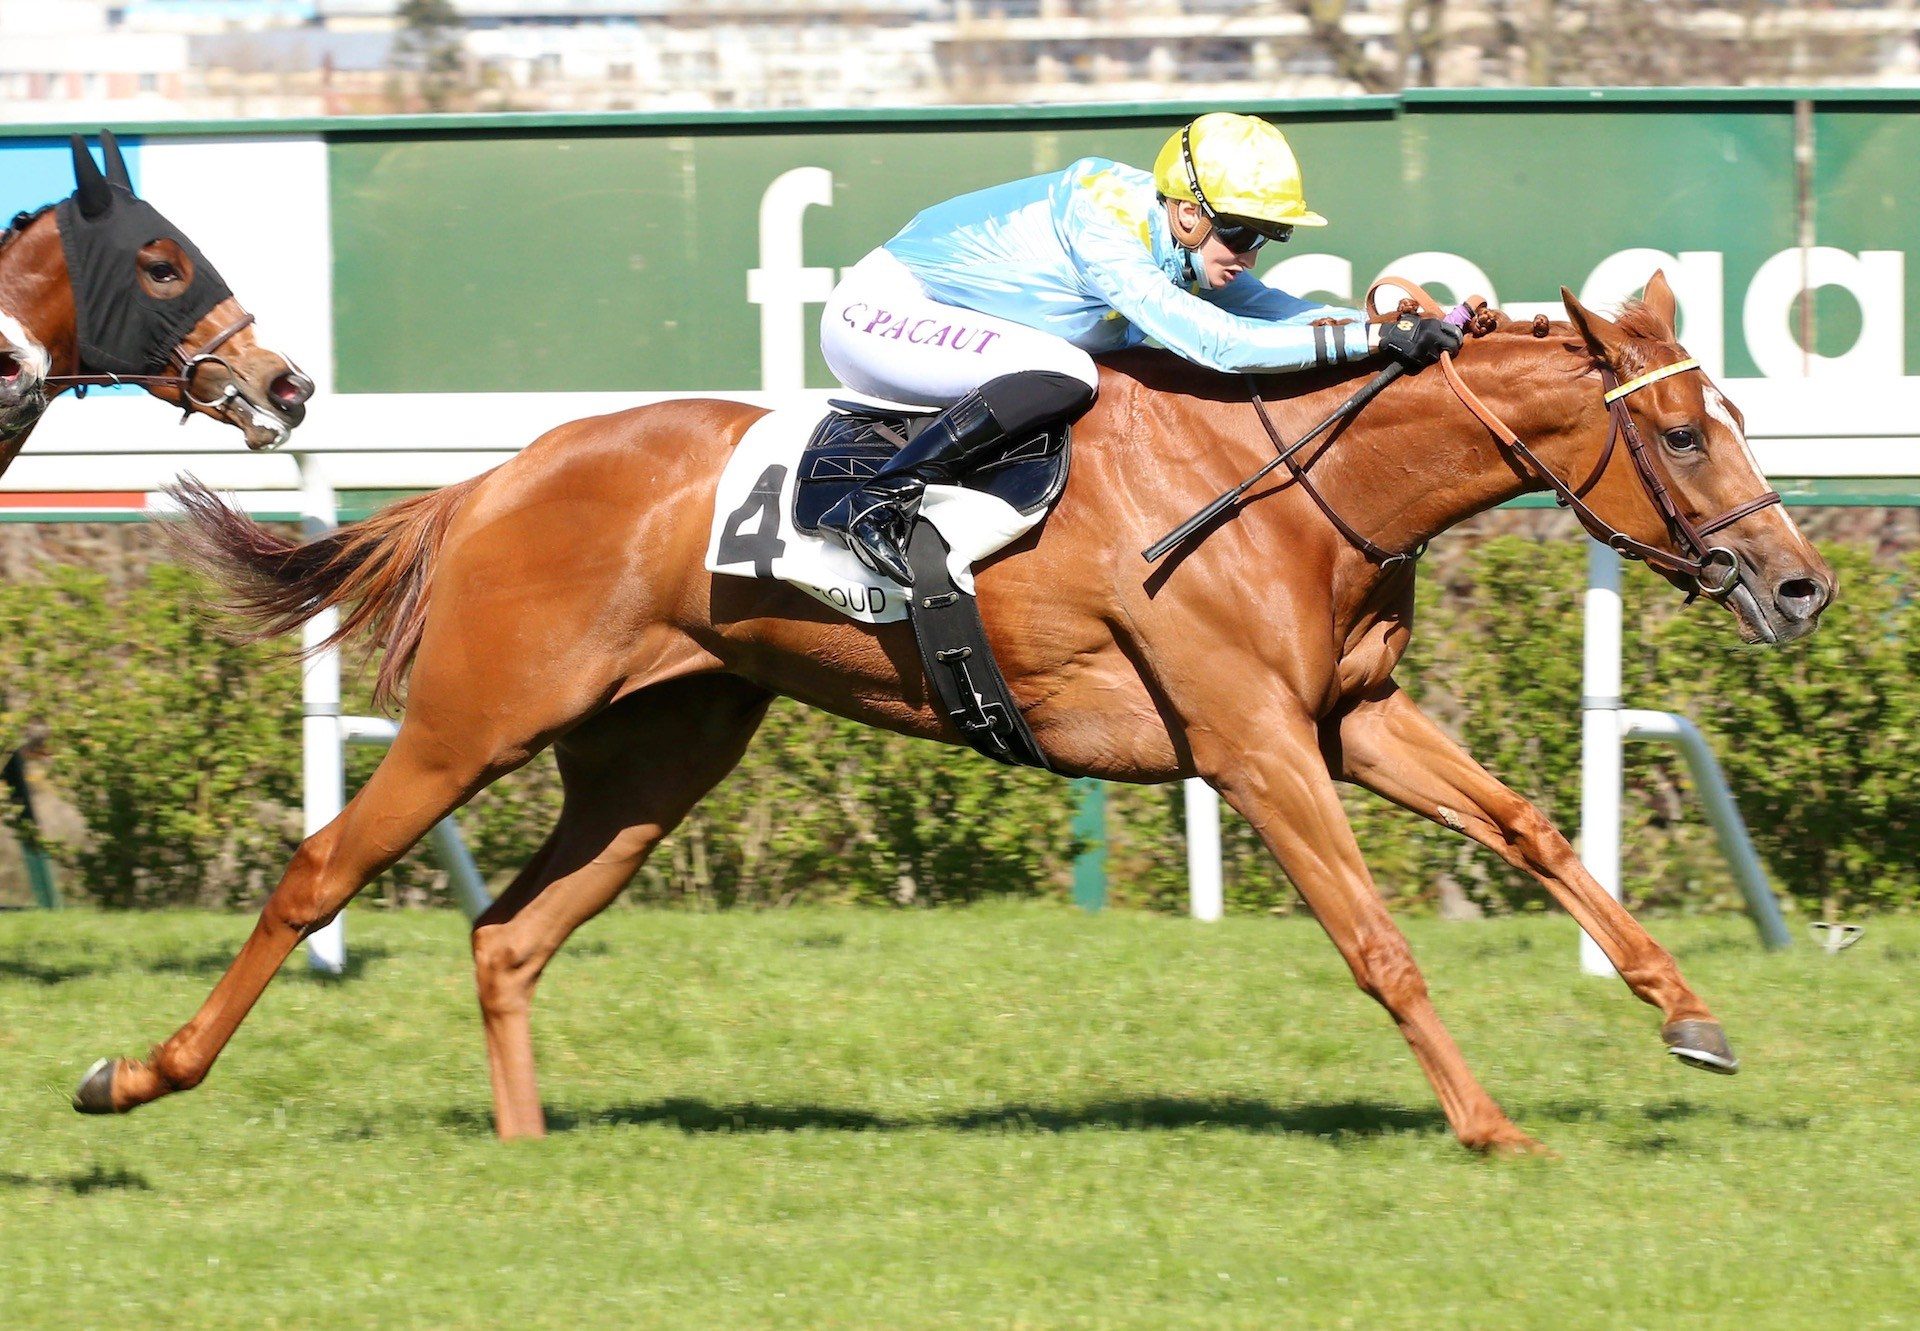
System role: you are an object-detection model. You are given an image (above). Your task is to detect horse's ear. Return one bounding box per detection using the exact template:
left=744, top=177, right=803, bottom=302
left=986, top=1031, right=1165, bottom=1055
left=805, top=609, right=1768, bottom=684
left=1641, top=270, right=1678, bottom=337
left=100, top=129, right=133, bottom=191
left=69, top=135, right=112, bottom=219
left=1561, top=286, right=1622, bottom=361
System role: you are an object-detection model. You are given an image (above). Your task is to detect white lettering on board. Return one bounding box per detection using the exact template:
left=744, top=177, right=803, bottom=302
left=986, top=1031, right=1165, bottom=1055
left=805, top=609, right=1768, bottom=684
left=1744, top=247, right=1904, bottom=379
left=747, top=167, right=837, bottom=392
left=1580, top=249, right=1727, bottom=378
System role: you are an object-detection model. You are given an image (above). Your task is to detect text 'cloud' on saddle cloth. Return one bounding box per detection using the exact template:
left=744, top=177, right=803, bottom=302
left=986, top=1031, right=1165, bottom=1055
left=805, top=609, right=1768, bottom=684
left=704, top=403, right=1046, bottom=623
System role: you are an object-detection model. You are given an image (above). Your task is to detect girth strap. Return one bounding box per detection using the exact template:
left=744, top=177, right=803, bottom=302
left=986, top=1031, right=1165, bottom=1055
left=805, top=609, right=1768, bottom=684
left=904, top=518, right=1051, bottom=770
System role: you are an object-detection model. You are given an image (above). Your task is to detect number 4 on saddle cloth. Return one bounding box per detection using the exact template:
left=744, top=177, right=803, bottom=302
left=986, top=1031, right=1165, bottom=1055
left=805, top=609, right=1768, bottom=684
left=704, top=398, right=1070, bottom=768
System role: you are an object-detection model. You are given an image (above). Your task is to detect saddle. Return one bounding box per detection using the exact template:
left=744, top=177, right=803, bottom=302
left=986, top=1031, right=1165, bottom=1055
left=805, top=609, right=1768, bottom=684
left=792, top=399, right=1070, bottom=533
left=794, top=399, right=1068, bottom=771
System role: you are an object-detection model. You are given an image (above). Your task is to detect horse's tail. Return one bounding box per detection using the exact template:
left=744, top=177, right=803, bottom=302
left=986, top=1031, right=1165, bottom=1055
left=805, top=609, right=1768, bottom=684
left=163, top=474, right=485, bottom=708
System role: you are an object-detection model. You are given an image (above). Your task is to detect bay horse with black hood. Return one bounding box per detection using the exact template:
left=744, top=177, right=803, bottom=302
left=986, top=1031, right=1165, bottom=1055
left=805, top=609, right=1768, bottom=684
left=0, top=131, right=312, bottom=473
left=79, top=272, right=1830, bottom=1155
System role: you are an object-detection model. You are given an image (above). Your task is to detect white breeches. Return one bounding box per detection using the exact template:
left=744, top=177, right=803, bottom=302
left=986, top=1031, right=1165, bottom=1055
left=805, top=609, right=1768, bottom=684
left=820, top=249, right=1100, bottom=408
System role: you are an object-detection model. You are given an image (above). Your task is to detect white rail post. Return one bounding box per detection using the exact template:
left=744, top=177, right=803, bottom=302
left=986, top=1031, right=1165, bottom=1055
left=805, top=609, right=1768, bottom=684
left=1579, top=539, right=1625, bottom=977
left=298, top=453, right=347, bottom=975
left=341, top=716, right=494, bottom=921
left=1618, top=711, right=1792, bottom=949
left=1185, top=777, right=1223, bottom=921
left=1578, top=540, right=1791, bottom=968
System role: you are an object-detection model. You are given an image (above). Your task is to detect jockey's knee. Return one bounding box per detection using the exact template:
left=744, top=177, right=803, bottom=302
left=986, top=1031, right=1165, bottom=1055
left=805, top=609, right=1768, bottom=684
left=976, top=370, right=1097, bottom=436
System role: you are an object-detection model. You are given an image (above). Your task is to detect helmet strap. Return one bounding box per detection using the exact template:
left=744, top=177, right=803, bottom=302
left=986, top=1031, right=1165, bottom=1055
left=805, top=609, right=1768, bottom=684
left=1166, top=197, right=1211, bottom=251
left=1171, top=123, right=1221, bottom=252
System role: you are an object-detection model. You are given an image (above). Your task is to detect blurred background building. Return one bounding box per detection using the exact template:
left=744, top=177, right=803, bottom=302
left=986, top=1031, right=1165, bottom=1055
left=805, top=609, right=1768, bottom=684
left=3, top=0, right=1919, bottom=120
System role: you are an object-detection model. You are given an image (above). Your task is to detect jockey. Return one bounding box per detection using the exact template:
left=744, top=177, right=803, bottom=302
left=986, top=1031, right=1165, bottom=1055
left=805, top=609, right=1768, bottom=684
left=818, top=110, right=1463, bottom=585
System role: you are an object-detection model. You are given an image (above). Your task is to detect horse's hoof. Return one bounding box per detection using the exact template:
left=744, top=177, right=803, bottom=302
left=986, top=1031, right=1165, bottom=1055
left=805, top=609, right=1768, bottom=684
left=1663, top=1019, right=1739, bottom=1074
left=71, top=1058, right=120, bottom=1114
left=1472, top=1129, right=1557, bottom=1159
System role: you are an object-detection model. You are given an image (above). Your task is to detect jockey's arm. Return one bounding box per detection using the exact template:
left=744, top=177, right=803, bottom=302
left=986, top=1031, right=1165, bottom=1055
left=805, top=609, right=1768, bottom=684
left=1205, top=272, right=1364, bottom=328
left=1076, top=231, right=1375, bottom=374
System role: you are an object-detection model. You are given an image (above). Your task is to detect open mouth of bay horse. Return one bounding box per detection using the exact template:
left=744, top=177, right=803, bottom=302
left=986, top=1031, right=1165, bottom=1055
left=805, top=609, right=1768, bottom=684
left=0, top=339, right=50, bottom=431
left=186, top=340, right=313, bottom=451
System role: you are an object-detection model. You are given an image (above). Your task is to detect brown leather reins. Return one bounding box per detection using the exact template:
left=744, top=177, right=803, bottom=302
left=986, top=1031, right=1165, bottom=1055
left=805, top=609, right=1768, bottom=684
left=1249, top=282, right=1782, bottom=597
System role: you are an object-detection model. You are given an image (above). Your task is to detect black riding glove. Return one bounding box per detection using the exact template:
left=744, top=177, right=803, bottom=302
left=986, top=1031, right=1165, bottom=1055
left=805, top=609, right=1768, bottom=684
left=1376, top=315, right=1464, bottom=370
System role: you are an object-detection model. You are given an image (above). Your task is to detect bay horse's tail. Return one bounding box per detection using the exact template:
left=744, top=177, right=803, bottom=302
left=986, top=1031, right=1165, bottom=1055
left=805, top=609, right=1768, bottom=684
left=163, top=474, right=484, bottom=707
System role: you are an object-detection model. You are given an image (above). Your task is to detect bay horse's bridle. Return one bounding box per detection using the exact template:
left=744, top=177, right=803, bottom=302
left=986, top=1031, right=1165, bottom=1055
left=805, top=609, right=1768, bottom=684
left=3, top=205, right=288, bottom=426
left=44, top=309, right=260, bottom=419
left=1253, top=302, right=1784, bottom=598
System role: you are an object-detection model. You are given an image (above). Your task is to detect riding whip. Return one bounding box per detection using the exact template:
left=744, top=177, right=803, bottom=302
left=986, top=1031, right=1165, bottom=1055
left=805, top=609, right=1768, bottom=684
left=1141, top=303, right=1474, bottom=564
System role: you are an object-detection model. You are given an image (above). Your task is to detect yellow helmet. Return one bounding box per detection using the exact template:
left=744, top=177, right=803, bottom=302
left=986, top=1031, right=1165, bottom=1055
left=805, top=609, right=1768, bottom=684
left=1152, top=112, right=1327, bottom=235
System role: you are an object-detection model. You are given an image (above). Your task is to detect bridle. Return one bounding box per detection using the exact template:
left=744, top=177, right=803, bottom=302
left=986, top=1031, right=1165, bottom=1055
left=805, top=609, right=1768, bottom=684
left=44, top=309, right=259, bottom=419
left=4, top=205, right=269, bottom=424
left=1249, top=298, right=1783, bottom=599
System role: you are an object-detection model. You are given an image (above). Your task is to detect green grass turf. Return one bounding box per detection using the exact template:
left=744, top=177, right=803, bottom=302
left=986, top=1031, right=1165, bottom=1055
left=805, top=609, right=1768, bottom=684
left=2, top=904, right=1916, bottom=1329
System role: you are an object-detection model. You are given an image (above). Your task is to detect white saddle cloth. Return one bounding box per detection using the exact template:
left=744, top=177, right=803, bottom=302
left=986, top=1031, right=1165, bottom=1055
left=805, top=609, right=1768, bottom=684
left=704, top=403, right=1042, bottom=625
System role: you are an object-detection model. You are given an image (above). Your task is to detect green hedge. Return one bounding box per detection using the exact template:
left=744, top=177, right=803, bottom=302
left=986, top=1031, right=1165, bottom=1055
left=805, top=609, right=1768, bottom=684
left=2, top=538, right=1912, bottom=916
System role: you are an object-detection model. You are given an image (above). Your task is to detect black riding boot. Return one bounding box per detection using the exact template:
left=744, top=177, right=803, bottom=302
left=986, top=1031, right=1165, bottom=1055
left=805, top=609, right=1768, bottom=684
left=821, top=392, right=1002, bottom=584
left=820, top=371, right=1095, bottom=585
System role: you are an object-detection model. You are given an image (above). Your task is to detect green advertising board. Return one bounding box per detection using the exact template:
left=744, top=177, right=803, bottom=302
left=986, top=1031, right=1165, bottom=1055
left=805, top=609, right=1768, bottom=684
left=317, top=91, right=1916, bottom=395
left=8, top=91, right=1899, bottom=395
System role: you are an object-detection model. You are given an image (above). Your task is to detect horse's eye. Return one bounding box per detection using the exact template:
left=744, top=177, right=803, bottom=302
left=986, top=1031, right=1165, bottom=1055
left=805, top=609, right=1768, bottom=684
left=1664, top=425, right=1702, bottom=453
left=148, top=262, right=179, bottom=283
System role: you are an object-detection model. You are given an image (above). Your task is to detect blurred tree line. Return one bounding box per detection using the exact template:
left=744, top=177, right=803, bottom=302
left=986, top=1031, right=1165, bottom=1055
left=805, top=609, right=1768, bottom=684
left=0, top=524, right=1914, bottom=918
left=1298, top=0, right=1913, bottom=91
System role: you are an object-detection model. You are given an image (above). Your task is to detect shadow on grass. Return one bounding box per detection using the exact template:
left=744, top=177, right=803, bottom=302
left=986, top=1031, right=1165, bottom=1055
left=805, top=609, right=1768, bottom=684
left=438, top=1095, right=1447, bottom=1142
left=1518, top=1096, right=1814, bottom=1151
left=0, top=1163, right=150, bottom=1194
left=0, top=948, right=240, bottom=985
left=0, top=956, right=95, bottom=984
left=0, top=943, right=395, bottom=986
left=426, top=1091, right=1812, bottom=1150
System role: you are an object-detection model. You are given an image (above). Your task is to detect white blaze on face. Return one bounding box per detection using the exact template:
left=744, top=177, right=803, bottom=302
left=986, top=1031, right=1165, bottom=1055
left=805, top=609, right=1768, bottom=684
left=1702, top=377, right=1805, bottom=557
left=1701, top=382, right=1762, bottom=476
left=0, top=309, right=50, bottom=381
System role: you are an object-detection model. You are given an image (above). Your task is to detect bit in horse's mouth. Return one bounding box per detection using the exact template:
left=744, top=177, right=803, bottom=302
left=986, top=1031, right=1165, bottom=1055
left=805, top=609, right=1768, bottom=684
left=225, top=392, right=296, bottom=450
left=1726, top=580, right=1782, bottom=646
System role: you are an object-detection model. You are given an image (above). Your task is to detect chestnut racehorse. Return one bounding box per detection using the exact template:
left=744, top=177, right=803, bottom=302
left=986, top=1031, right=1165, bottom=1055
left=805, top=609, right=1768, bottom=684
left=78, top=273, right=1831, bottom=1154
left=0, top=133, right=311, bottom=476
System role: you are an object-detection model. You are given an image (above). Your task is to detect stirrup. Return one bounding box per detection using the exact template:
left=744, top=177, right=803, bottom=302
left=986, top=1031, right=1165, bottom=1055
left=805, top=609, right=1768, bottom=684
left=846, top=503, right=914, bottom=584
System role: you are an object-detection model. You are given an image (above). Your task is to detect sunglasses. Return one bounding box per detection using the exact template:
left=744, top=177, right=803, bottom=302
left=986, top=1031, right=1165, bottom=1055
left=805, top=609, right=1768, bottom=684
left=1211, top=216, right=1294, bottom=253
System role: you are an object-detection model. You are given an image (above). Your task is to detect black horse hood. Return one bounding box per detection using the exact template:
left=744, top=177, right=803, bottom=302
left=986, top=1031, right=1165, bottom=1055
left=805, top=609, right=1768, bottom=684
left=57, top=132, right=232, bottom=378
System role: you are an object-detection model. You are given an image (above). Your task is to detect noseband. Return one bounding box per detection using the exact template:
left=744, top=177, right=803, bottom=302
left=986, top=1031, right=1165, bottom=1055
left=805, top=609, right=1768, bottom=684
left=44, top=310, right=259, bottom=420
left=1251, top=334, right=1784, bottom=599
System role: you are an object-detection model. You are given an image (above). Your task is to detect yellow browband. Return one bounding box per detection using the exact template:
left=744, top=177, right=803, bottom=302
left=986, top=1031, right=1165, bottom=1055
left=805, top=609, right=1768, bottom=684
left=1603, top=357, right=1701, bottom=403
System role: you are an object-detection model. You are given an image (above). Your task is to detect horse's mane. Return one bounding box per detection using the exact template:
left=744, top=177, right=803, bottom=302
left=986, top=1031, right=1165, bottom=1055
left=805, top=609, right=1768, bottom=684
left=1610, top=298, right=1675, bottom=343
left=0, top=205, right=53, bottom=256
left=1477, top=300, right=1672, bottom=344
left=1471, top=299, right=1679, bottom=382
